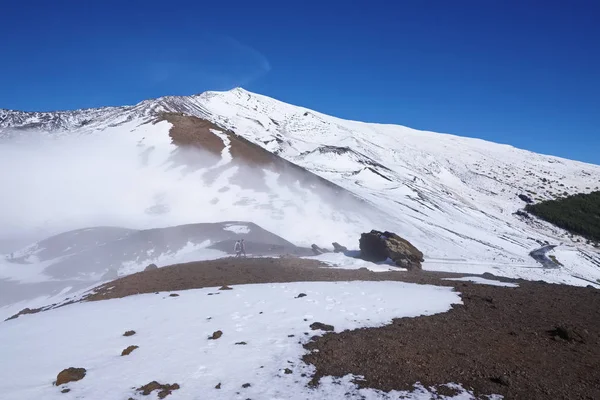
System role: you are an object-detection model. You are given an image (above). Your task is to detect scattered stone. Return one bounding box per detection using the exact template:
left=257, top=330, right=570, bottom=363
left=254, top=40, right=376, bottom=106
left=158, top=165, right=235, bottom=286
left=144, top=263, right=158, bottom=271
left=209, top=330, right=223, bottom=340
left=215, top=383, right=221, bottom=389
left=284, top=368, right=293, bottom=374
left=61, top=388, right=71, bottom=393
left=55, top=367, right=86, bottom=386
left=548, top=325, right=585, bottom=343
left=219, top=285, right=233, bottom=291
left=123, top=330, right=136, bottom=337
left=332, top=242, right=348, bottom=253
left=310, top=322, right=335, bottom=332
left=359, top=230, right=424, bottom=270
left=491, top=375, right=511, bottom=387
left=121, top=345, right=139, bottom=356
left=515, top=210, right=530, bottom=219
left=296, top=293, right=307, bottom=298
left=169, top=293, right=179, bottom=297
left=235, top=341, right=248, bottom=345
left=242, top=383, right=251, bottom=388
left=136, top=381, right=180, bottom=399
left=435, top=385, right=461, bottom=397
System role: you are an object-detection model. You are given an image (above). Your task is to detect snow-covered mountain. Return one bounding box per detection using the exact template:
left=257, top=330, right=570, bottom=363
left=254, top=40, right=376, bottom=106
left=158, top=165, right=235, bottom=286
left=2, top=88, right=600, bottom=289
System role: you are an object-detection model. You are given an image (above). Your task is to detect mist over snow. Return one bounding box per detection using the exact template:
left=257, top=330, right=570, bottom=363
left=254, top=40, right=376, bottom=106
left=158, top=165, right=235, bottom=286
left=0, top=119, right=379, bottom=252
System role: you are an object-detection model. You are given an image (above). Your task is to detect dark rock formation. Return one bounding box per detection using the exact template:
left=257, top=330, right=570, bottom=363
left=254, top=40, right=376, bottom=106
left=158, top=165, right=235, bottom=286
left=332, top=242, right=348, bottom=253
left=310, top=322, right=335, bottom=331
left=359, top=230, right=424, bottom=270
left=144, top=263, right=158, bottom=271
left=311, top=244, right=328, bottom=255
left=518, top=194, right=533, bottom=203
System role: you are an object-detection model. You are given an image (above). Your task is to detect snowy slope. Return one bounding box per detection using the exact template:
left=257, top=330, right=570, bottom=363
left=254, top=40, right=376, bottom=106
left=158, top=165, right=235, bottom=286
left=2, top=88, right=600, bottom=286
left=0, top=281, right=484, bottom=400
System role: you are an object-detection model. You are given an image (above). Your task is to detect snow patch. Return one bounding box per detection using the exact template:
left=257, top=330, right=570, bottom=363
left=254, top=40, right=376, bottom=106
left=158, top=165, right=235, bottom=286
left=443, top=276, right=519, bottom=288
left=309, top=252, right=406, bottom=272
left=223, top=224, right=250, bottom=234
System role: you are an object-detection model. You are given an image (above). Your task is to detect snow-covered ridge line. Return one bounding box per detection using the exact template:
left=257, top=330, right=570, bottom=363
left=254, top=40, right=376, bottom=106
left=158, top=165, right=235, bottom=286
left=2, top=87, right=600, bottom=287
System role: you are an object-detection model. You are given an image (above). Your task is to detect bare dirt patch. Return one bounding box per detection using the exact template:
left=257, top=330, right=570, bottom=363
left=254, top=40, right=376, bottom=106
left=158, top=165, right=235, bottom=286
left=84, top=257, right=457, bottom=302
left=304, top=282, right=600, bottom=399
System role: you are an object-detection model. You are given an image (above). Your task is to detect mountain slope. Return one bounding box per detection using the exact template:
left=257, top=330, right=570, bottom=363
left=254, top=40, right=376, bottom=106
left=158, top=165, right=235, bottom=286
left=2, top=88, right=600, bottom=287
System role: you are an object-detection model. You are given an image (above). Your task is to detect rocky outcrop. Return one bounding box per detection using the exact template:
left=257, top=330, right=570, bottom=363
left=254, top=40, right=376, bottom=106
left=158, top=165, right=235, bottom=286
left=311, top=244, right=329, bottom=255
left=518, top=194, right=533, bottom=203
left=144, top=263, right=158, bottom=271
left=359, top=230, right=424, bottom=270
left=332, top=242, right=348, bottom=253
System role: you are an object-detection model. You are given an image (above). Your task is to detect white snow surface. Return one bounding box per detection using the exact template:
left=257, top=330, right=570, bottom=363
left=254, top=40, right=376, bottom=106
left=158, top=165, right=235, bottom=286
left=443, top=276, right=519, bottom=287
left=1, top=87, right=600, bottom=287
left=0, top=281, right=475, bottom=400
left=223, top=224, right=251, bottom=234
left=311, top=252, right=406, bottom=272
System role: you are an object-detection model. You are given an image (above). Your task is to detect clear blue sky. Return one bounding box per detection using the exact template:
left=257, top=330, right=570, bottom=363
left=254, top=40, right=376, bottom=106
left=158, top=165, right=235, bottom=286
left=2, top=0, right=599, bottom=164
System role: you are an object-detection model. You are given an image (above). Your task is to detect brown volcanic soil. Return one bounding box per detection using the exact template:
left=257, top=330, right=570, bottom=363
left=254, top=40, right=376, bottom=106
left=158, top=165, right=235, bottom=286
left=6, top=257, right=600, bottom=398
left=86, top=257, right=454, bottom=301
left=158, top=113, right=351, bottom=193
left=305, top=280, right=600, bottom=400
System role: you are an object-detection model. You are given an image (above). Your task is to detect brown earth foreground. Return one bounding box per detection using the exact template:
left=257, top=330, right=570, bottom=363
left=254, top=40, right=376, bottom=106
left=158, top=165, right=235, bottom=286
left=9, top=258, right=600, bottom=399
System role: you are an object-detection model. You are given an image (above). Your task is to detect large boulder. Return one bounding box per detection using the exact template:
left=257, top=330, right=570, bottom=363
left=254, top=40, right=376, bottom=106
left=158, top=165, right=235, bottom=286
left=359, top=230, right=424, bottom=270
left=55, top=367, right=86, bottom=386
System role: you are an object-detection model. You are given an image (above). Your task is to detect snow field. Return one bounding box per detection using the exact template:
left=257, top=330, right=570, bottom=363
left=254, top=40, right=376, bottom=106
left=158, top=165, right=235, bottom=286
left=0, top=281, right=465, bottom=400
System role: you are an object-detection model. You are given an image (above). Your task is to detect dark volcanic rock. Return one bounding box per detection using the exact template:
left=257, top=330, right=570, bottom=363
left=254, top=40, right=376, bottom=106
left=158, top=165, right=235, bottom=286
left=310, top=322, right=334, bottom=331
left=144, top=263, right=158, bottom=271
left=518, top=194, right=533, bottom=203
left=332, top=242, right=348, bottom=253
left=359, top=230, right=424, bottom=270
left=55, top=367, right=86, bottom=386
left=548, top=325, right=585, bottom=343
left=491, top=375, right=511, bottom=387
left=311, top=244, right=328, bottom=255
